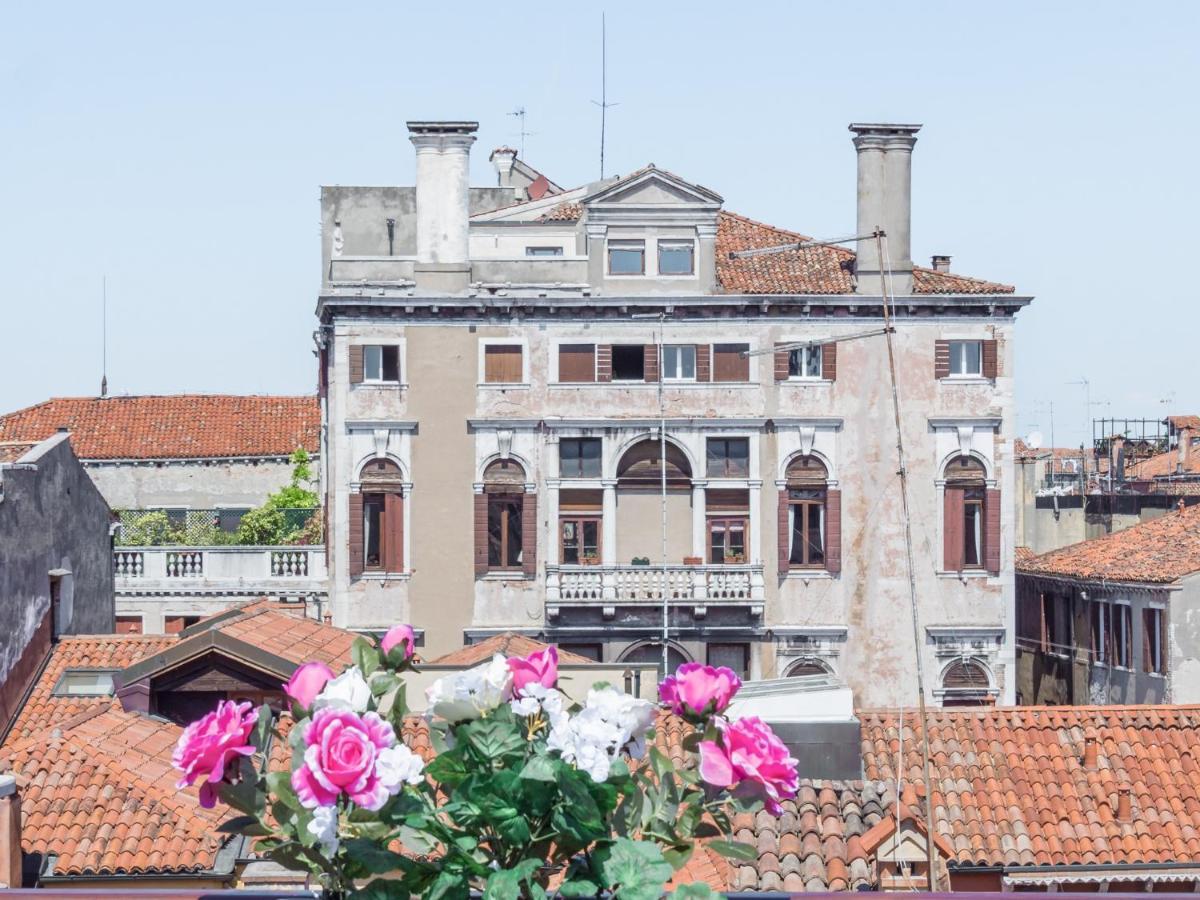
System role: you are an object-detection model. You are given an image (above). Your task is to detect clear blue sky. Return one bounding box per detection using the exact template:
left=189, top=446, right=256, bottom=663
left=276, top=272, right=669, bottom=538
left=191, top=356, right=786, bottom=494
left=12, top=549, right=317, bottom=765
left=2, top=1, right=1195, bottom=448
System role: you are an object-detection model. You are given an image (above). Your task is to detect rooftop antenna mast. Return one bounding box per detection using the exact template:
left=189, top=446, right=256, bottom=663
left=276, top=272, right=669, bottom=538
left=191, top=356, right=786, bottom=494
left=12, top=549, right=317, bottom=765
left=592, top=12, right=618, bottom=179
left=508, top=106, right=534, bottom=158
left=100, top=276, right=108, bottom=398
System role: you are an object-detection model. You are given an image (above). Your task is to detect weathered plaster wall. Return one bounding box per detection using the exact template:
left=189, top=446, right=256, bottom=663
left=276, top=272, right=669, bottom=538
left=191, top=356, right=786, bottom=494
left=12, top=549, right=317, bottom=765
left=86, top=459, right=296, bottom=509
left=1171, top=573, right=1200, bottom=702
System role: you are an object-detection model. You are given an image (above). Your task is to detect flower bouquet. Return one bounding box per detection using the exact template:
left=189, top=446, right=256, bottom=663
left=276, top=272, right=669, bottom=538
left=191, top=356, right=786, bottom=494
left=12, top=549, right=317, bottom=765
left=172, top=625, right=799, bottom=899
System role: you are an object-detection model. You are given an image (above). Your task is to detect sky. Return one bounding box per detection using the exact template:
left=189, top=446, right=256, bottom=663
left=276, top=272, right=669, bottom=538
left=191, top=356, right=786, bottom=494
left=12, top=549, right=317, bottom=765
left=1, top=0, right=1196, bottom=449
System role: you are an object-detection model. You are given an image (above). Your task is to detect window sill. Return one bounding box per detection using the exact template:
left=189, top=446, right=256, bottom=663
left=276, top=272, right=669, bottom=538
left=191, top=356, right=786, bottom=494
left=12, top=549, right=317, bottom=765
left=550, top=382, right=758, bottom=390
left=478, top=572, right=534, bottom=582
left=938, top=376, right=991, bottom=385
left=783, top=569, right=835, bottom=580
left=780, top=379, right=832, bottom=386
left=353, top=383, right=408, bottom=390
left=357, top=572, right=411, bottom=582
left=936, top=569, right=994, bottom=580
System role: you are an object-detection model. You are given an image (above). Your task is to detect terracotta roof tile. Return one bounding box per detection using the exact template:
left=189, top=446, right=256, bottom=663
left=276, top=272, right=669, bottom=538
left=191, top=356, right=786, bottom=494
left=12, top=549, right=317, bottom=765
left=0, top=441, right=36, bottom=463
left=204, top=600, right=357, bottom=667
left=536, top=201, right=583, bottom=222
left=0, top=395, right=319, bottom=460
left=1018, top=503, right=1200, bottom=583
left=430, top=633, right=595, bottom=666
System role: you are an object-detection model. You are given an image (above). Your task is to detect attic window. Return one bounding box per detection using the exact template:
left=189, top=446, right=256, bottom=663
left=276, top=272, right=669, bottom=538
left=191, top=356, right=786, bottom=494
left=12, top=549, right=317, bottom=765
left=658, top=240, right=694, bottom=275
left=607, top=240, right=645, bottom=275
left=52, top=669, right=118, bottom=697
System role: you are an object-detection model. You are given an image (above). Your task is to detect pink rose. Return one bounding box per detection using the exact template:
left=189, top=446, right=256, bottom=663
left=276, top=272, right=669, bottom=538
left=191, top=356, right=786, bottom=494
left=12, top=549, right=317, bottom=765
left=291, top=707, right=396, bottom=811
left=381, top=624, right=416, bottom=661
left=507, top=646, right=558, bottom=696
left=698, top=716, right=799, bottom=815
left=173, top=700, right=259, bottom=808
left=659, top=662, right=741, bottom=720
left=284, top=661, right=336, bottom=709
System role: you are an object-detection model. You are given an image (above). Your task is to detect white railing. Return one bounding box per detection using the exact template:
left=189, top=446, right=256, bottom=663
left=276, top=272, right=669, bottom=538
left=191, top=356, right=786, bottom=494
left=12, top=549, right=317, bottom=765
left=547, top=564, right=764, bottom=604
left=114, top=546, right=327, bottom=588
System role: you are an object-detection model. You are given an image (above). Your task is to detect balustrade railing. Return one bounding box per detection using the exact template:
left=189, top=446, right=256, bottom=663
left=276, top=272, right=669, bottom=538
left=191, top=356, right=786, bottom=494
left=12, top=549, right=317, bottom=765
left=113, top=546, right=325, bottom=584
left=113, top=550, right=144, bottom=578
left=547, top=564, right=763, bottom=604
left=271, top=550, right=311, bottom=577
left=165, top=550, right=204, bottom=578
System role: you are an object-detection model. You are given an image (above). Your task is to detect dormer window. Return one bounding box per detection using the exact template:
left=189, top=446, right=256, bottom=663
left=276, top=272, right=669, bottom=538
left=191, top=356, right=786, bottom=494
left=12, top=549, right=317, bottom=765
left=607, top=240, right=645, bottom=275
left=658, top=240, right=695, bottom=275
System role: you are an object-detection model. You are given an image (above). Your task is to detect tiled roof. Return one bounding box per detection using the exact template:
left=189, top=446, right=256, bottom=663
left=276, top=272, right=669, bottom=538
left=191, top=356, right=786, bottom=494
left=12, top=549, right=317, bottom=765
left=0, top=441, right=35, bottom=463
left=1018, top=504, right=1200, bottom=583
left=1128, top=445, right=1200, bottom=480
left=536, top=201, right=583, bottom=222
left=2, top=706, right=227, bottom=877
left=430, top=633, right=596, bottom=666
left=4, top=635, right=176, bottom=744
left=200, top=600, right=357, bottom=668
left=861, top=705, right=1200, bottom=869
left=0, top=395, right=319, bottom=461
left=911, top=266, right=1017, bottom=295
left=1167, top=415, right=1200, bottom=431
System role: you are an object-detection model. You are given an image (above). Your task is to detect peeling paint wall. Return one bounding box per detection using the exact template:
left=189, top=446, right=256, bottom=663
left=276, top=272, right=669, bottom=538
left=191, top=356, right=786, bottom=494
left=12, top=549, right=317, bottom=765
left=85, top=458, right=298, bottom=509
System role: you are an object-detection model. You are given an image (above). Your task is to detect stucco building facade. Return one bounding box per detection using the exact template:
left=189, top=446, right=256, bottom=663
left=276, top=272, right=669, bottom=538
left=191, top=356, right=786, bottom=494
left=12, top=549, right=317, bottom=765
left=317, top=120, right=1032, bottom=706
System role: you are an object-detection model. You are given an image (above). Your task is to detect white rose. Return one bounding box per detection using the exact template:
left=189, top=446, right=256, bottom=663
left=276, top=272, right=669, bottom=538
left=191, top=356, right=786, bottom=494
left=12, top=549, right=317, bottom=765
left=313, top=666, right=371, bottom=713
left=375, top=744, right=425, bottom=794
left=307, top=805, right=339, bottom=855
left=426, top=655, right=513, bottom=722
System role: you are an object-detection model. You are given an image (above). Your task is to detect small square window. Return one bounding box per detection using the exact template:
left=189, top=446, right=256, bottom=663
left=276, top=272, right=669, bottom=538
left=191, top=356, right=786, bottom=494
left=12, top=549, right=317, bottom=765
left=662, top=345, right=696, bottom=381
left=949, top=340, right=982, bottom=376
left=364, top=345, right=400, bottom=382
left=611, top=345, right=646, bottom=381
left=788, top=345, right=823, bottom=379
left=560, top=438, right=602, bottom=478
left=657, top=240, right=694, bottom=275
left=608, top=240, right=645, bottom=275
left=706, top=438, right=750, bottom=478
left=484, top=345, right=523, bottom=384
left=526, top=246, right=563, bottom=257
left=53, top=669, right=118, bottom=697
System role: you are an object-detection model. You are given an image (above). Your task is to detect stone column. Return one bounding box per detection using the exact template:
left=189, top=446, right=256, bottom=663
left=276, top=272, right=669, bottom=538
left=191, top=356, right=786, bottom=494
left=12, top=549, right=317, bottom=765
left=545, top=481, right=560, bottom=566
left=691, top=481, right=707, bottom=560
left=749, top=480, right=763, bottom=564
left=602, top=480, right=618, bottom=566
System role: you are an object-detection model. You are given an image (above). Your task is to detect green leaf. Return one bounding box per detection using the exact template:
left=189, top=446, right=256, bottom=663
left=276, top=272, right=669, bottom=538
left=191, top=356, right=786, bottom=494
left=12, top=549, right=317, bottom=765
left=264, top=840, right=325, bottom=875
left=681, top=732, right=703, bottom=754
left=519, top=753, right=558, bottom=782
left=251, top=703, right=274, bottom=754
left=495, top=814, right=531, bottom=844
left=557, top=876, right=604, bottom=898
left=265, top=770, right=301, bottom=810
left=342, top=837, right=408, bottom=875
left=706, top=839, right=758, bottom=862
left=426, top=869, right=471, bottom=900
left=460, top=717, right=525, bottom=762
left=356, top=878, right=413, bottom=899
left=662, top=845, right=694, bottom=871
left=217, top=777, right=261, bottom=816
left=669, top=883, right=723, bottom=900
left=553, top=768, right=605, bottom=846
left=353, top=636, right=382, bottom=677
left=649, top=747, right=674, bottom=781
left=596, top=838, right=675, bottom=900
left=216, top=814, right=270, bottom=835
left=483, top=859, right=541, bottom=900
left=425, top=752, right=470, bottom=787
left=397, top=824, right=440, bottom=856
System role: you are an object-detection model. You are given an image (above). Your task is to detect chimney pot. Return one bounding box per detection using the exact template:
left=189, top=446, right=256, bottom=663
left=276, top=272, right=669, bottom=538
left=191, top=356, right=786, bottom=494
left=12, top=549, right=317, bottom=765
left=849, top=122, right=921, bottom=296
left=0, top=774, right=21, bottom=888
left=1116, top=789, right=1133, bottom=821
left=1082, top=735, right=1099, bottom=769
left=490, top=146, right=518, bottom=190
left=931, top=254, right=952, bottom=273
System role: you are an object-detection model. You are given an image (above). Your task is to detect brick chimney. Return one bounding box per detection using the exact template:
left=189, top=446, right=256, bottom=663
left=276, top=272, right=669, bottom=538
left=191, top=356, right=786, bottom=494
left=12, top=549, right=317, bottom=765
left=0, top=775, right=21, bottom=888
left=1116, top=789, right=1133, bottom=822
left=931, top=254, right=952, bottom=273
left=408, top=120, right=477, bottom=292
left=850, top=123, right=921, bottom=296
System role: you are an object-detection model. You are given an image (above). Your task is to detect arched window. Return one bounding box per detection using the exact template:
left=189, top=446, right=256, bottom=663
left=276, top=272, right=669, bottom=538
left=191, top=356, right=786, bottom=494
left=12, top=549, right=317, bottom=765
left=779, top=455, right=841, bottom=575
left=940, top=659, right=993, bottom=706
left=785, top=658, right=833, bottom=678
left=476, top=459, right=535, bottom=577
left=351, top=459, right=404, bottom=577
left=620, top=642, right=690, bottom=678
left=616, top=440, right=692, bottom=488
left=943, top=456, right=998, bottom=574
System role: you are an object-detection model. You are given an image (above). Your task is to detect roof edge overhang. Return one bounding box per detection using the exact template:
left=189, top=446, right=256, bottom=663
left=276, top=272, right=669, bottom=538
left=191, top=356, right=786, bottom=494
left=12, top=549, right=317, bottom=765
left=118, top=629, right=297, bottom=688
left=1015, top=571, right=1184, bottom=592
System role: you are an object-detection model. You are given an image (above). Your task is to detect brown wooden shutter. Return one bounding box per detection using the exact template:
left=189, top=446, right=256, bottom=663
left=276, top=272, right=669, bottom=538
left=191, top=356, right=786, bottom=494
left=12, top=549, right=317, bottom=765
left=474, top=493, right=489, bottom=576
left=934, top=340, right=951, bottom=379
left=559, top=344, right=596, bottom=383
left=596, top=345, right=612, bottom=382
left=713, top=344, right=750, bottom=382
left=774, top=344, right=790, bottom=382
left=1142, top=609, right=1153, bottom=673
left=825, top=489, right=842, bottom=574
left=644, top=344, right=659, bottom=382
left=385, top=492, right=404, bottom=572
left=985, top=488, right=1001, bottom=574
left=982, top=339, right=999, bottom=379
left=348, top=493, right=364, bottom=578
left=778, top=490, right=790, bottom=576
left=317, top=347, right=329, bottom=399
left=349, top=345, right=365, bottom=384
left=521, top=492, right=537, bottom=577
left=943, top=487, right=964, bottom=572
left=485, top=345, right=523, bottom=383
left=695, top=345, right=712, bottom=382
left=821, top=342, right=838, bottom=381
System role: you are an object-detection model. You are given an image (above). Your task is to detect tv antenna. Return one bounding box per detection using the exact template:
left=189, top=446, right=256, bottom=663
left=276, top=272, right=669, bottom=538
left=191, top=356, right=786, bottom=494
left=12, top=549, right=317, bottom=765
left=591, top=12, right=619, bottom=179
left=101, top=276, right=108, bottom=398
left=508, top=106, right=535, bottom=158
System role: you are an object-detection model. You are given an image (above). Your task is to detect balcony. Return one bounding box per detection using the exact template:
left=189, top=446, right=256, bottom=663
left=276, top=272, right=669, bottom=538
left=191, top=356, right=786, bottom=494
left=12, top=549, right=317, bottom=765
left=545, top=563, right=765, bottom=606
left=114, top=545, right=328, bottom=595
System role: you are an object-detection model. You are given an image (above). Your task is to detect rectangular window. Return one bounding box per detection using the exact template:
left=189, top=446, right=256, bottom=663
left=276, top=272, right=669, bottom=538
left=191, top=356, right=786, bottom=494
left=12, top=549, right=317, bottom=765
left=662, top=345, right=696, bottom=381
left=706, top=643, right=749, bottom=680
left=52, top=669, right=119, bottom=697
left=611, top=345, right=645, bottom=381
left=525, top=246, right=563, bottom=256
left=1144, top=607, right=1166, bottom=674
left=560, top=438, right=602, bottom=478
left=713, top=343, right=750, bottom=382
left=607, top=240, right=645, bottom=275
left=657, top=240, right=695, bottom=275
left=962, top=489, right=985, bottom=568
left=788, top=489, right=826, bottom=567
left=788, top=345, right=823, bottom=379
left=949, top=340, right=983, bottom=376
left=560, top=517, right=601, bottom=565
left=1040, top=593, right=1073, bottom=655
left=363, top=494, right=386, bottom=569
left=487, top=495, right=524, bottom=570
left=364, top=345, right=401, bottom=382
left=1091, top=601, right=1111, bottom=664
left=558, top=344, right=596, bottom=382
left=1114, top=604, right=1132, bottom=668
left=484, top=344, right=523, bottom=383
left=708, top=518, right=747, bottom=564
left=706, top=438, right=750, bottom=478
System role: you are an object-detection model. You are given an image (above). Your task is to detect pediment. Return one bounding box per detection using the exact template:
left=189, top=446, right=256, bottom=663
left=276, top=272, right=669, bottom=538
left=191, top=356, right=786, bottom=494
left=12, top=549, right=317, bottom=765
left=584, top=167, right=723, bottom=209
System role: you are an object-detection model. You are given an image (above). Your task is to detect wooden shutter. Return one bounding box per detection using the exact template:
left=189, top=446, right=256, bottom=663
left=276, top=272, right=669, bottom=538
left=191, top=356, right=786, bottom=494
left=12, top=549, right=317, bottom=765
left=774, top=343, right=790, bottom=382
left=521, top=493, right=537, bottom=577
left=825, top=489, right=842, bottom=574
left=485, top=345, right=523, bottom=383
left=1142, top=610, right=1153, bottom=673
left=384, top=492, right=404, bottom=572
left=985, top=488, right=1001, bottom=574
left=348, top=493, right=364, bottom=578
left=644, top=344, right=659, bottom=382
left=821, top=342, right=838, bottom=381
left=943, top=487, right=964, bottom=572
left=559, top=344, right=596, bottom=383
left=695, top=345, right=712, bottom=382
left=474, top=493, right=489, bottom=576
left=596, top=345, right=612, bottom=382
left=713, top=344, right=750, bottom=382
left=934, top=340, right=951, bottom=379
left=317, top=347, right=329, bottom=399
left=982, top=339, right=999, bottom=379
left=349, top=344, right=365, bottom=384
left=778, top=490, right=790, bottom=576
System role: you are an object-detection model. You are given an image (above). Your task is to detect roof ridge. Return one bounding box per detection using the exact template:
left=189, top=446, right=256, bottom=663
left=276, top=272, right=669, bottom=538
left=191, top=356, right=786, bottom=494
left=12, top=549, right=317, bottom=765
left=860, top=702, right=1200, bottom=716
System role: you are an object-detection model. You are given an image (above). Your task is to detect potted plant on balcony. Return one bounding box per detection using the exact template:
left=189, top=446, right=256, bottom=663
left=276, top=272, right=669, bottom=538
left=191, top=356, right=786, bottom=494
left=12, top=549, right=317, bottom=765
left=578, top=552, right=601, bottom=566
left=682, top=556, right=703, bottom=566
left=173, top=629, right=799, bottom=898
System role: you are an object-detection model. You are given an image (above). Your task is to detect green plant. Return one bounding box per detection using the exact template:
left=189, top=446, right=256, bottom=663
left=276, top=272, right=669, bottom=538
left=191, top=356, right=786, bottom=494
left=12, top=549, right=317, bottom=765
left=235, top=449, right=321, bottom=545
left=117, top=510, right=176, bottom=546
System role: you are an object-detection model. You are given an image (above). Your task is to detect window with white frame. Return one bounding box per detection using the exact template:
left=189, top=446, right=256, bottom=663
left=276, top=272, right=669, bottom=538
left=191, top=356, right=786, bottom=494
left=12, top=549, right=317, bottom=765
left=53, top=669, right=118, bottom=697
left=607, top=240, right=645, bottom=275
left=1144, top=607, right=1166, bottom=674
left=1114, top=603, right=1132, bottom=668
left=662, top=345, right=697, bottom=381
left=657, top=240, right=694, bottom=275
left=364, top=345, right=401, bottom=383
left=788, top=345, right=822, bottom=379
left=948, top=340, right=983, bottom=376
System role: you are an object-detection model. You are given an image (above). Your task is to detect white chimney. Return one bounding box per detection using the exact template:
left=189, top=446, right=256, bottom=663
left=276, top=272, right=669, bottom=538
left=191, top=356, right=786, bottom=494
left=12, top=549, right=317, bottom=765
left=490, top=146, right=517, bottom=189
left=850, top=123, right=921, bottom=295
left=407, top=120, right=477, bottom=291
